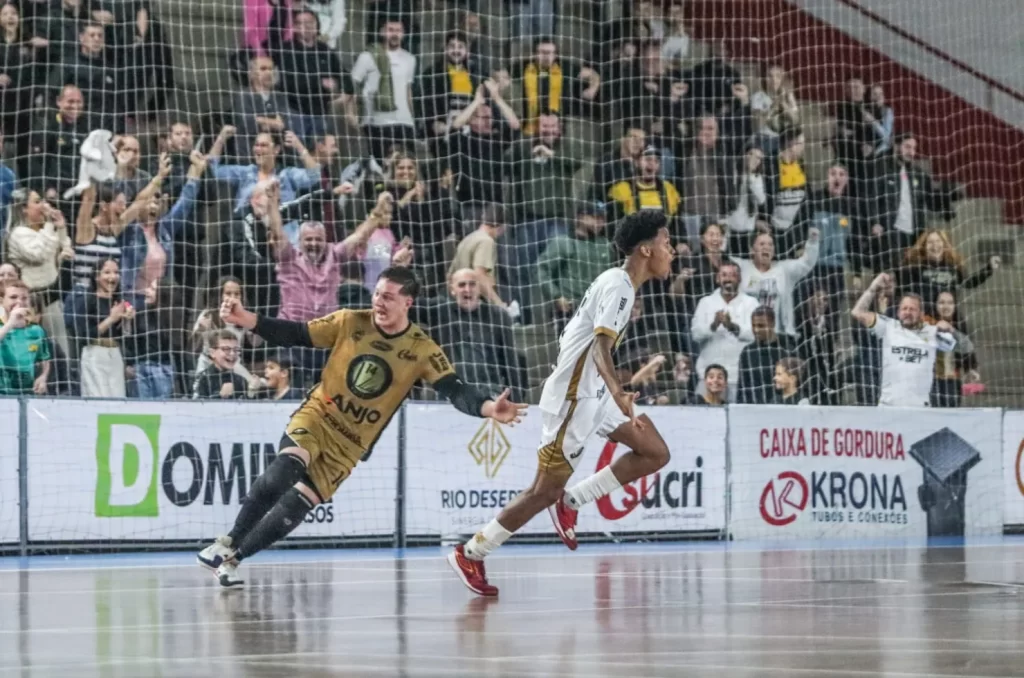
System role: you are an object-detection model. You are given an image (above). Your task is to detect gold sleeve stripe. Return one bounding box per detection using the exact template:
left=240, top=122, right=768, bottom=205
left=594, top=327, right=617, bottom=339
left=565, top=341, right=592, bottom=401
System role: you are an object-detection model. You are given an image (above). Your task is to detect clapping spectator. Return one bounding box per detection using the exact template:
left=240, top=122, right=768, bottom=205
left=0, top=279, right=50, bottom=394
left=773, top=357, right=809, bottom=405
left=5, top=189, right=72, bottom=369
left=27, top=84, right=94, bottom=200
left=350, top=18, right=417, bottom=160
left=691, top=261, right=758, bottom=401
left=233, top=55, right=306, bottom=160
left=416, top=30, right=486, bottom=141
left=248, top=354, right=303, bottom=400
left=536, top=201, right=612, bottom=327
left=736, top=306, right=795, bottom=404
left=896, top=228, right=998, bottom=315
left=65, top=258, right=130, bottom=397
left=750, top=64, right=799, bottom=148
left=192, top=329, right=248, bottom=400
left=47, top=21, right=119, bottom=130
left=512, top=37, right=599, bottom=137
left=268, top=7, right=351, bottom=139
left=692, top=363, right=728, bottom=406
left=930, top=290, right=978, bottom=408
left=763, top=127, right=809, bottom=258
left=733, top=228, right=819, bottom=339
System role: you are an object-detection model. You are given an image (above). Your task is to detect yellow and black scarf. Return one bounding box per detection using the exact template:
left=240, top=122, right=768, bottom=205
left=523, top=61, right=562, bottom=136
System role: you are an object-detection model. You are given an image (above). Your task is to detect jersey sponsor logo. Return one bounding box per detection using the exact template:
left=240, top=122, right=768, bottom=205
left=618, top=297, right=627, bottom=311
left=397, top=349, right=418, bottom=362
left=352, top=330, right=365, bottom=341
left=891, top=346, right=929, bottom=363
left=346, top=355, right=393, bottom=399
left=467, top=419, right=511, bottom=478
left=330, top=393, right=382, bottom=425
left=430, top=352, right=451, bottom=375
left=370, top=340, right=393, bottom=352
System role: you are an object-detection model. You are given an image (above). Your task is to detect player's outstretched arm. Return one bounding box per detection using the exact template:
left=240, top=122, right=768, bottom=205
left=219, top=298, right=314, bottom=348
left=434, top=375, right=527, bottom=425
left=851, top=272, right=888, bottom=328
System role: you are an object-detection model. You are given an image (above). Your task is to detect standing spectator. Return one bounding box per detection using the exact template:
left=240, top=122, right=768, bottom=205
left=850, top=272, right=961, bottom=407
left=416, top=29, right=486, bottom=142
left=0, top=279, right=50, bottom=394
left=607, top=145, right=681, bottom=221
left=243, top=0, right=292, bottom=57
left=47, top=21, right=119, bottom=130
left=191, top=277, right=260, bottom=380
left=750, top=64, right=800, bottom=147
left=681, top=40, right=741, bottom=116
left=27, top=84, right=94, bottom=200
left=161, top=120, right=195, bottom=200
left=690, top=261, right=758, bottom=400
left=590, top=123, right=645, bottom=201
left=0, top=261, right=19, bottom=285
left=353, top=191, right=413, bottom=293
left=449, top=203, right=515, bottom=314
left=864, top=83, right=895, bottom=158
left=192, top=330, right=248, bottom=400
left=535, top=202, right=613, bottom=327
left=111, top=135, right=152, bottom=201
left=736, top=306, right=795, bottom=404
left=300, top=0, right=346, bottom=49
left=0, top=3, right=33, bottom=163
left=671, top=221, right=727, bottom=313
left=797, top=287, right=838, bottom=405
left=868, top=133, right=941, bottom=272
left=0, top=130, right=15, bottom=230
left=350, top=18, right=418, bottom=160
left=896, top=228, right=998, bottom=314
left=443, top=81, right=520, bottom=205
left=425, top=268, right=527, bottom=401
left=65, top=258, right=131, bottom=397
left=606, top=40, right=676, bottom=140
left=724, top=143, right=767, bottom=253
left=233, top=55, right=306, bottom=160
left=691, top=364, right=728, bottom=406
left=249, top=354, right=303, bottom=400
left=660, top=1, right=690, bottom=67
left=677, top=116, right=732, bottom=243
left=506, top=112, right=580, bottom=262
left=930, top=290, right=979, bottom=408
left=72, top=182, right=127, bottom=289
left=109, top=2, right=173, bottom=119
left=512, top=37, right=600, bottom=137
left=833, top=76, right=873, bottom=194
left=507, top=0, right=557, bottom=50
left=125, top=278, right=180, bottom=399
left=773, top=357, right=809, bottom=405
left=733, top=228, right=819, bottom=339
left=762, top=126, right=809, bottom=258
left=25, top=0, right=85, bottom=66
left=4, top=189, right=72, bottom=369
left=117, top=151, right=204, bottom=307
left=268, top=7, right=351, bottom=139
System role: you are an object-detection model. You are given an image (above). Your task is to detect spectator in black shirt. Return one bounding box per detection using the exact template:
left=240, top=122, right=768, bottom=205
left=47, top=21, right=119, bottom=130
left=192, top=329, right=248, bottom=400
left=28, top=83, right=94, bottom=199
left=249, top=354, right=303, bottom=400
left=692, top=363, right=728, bottom=406
left=107, top=1, right=173, bottom=119
left=27, top=0, right=88, bottom=66
left=223, top=180, right=280, bottom=316
left=416, top=30, right=486, bottom=143
left=65, top=257, right=130, bottom=397
left=681, top=40, right=741, bottom=116
left=125, top=278, right=183, bottom=399
left=0, top=3, right=34, bottom=164
left=268, top=7, right=350, bottom=138
left=233, top=55, right=306, bottom=161
left=736, top=305, right=794, bottom=404
left=773, top=356, right=809, bottom=405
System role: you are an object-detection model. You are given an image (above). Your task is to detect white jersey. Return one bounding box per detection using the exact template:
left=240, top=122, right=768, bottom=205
left=872, top=315, right=956, bottom=407
left=539, top=268, right=635, bottom=414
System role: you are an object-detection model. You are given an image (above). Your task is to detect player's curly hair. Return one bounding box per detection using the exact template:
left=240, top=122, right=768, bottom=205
left=379, top=266, right=421, bottom=299
left=614, top=210, right=667, bottom=254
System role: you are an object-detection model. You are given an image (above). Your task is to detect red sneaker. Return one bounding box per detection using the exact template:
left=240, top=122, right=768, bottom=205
left=447, top=545, right=499, bottom=597
left=548, top=497, right=578, bottom=550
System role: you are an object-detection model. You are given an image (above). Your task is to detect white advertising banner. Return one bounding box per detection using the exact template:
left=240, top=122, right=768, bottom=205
left=1001, top=411, right=1024, bottom=525
left=0, top=398, right=20, bottom=545
left=729, top=405, right=1003, bottom=540
left=404, top=404, right=726, bottom=536
left=24, top=399, right=398, bottom=542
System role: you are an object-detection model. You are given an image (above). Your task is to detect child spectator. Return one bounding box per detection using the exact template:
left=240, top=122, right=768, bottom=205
left=930, top=290, right=979, bottom=408
left=0, top=279, right=50, bottom=394
left=692, top=364, right=728, bottom=406
left=191, top=276, right=260, bottom=381
left=65, top=258, right=131, bottom=398
left=773, top=356, right=809, bottom=405
left=249, top=354, right=303, bottom=400
left=192, top=330, right=248, bottom=400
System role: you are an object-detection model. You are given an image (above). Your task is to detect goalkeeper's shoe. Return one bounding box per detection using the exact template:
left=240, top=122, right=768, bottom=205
left=216, top=561, right=244, bottom=588
left=447, top=545, right=498, bottom=597
left=548, top=497, right=579, bottom=551
left=197, top=536, right=236, bottom=572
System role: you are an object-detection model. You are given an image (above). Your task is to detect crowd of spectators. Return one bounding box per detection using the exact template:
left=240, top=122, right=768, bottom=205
left=0, top=0, right=995, bottom=408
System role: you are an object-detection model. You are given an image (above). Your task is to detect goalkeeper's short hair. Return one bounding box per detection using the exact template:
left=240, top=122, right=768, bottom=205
left=614, top=211, right=668, bottom=255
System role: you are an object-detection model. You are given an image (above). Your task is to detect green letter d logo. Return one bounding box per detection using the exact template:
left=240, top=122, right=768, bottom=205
left=95, top=414, right=161, bottom=517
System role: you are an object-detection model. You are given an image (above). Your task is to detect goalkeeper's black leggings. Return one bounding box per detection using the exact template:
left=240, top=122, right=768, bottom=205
left=227, top=452, right=312, bottom=545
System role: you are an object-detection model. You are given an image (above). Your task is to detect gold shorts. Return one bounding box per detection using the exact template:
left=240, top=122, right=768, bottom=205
left=284, top=398, right=362, bottom=501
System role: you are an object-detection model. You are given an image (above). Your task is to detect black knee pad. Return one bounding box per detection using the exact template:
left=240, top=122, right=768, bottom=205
left=248, top=453, right=307, bottom=503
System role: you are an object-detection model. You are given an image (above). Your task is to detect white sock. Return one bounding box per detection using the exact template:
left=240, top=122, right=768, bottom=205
left=464, top=519, right=513, bottom=560
left=564, top=466, right=623, bottom=510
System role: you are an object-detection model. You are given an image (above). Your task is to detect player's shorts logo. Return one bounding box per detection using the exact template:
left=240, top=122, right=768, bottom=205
left=94, top=414, right=161, bottom=517
left=759, top=471, right=809, bottom=526
left=347, top=355, right=393, bottom=399
left=467, top=419, right=511, bottom=479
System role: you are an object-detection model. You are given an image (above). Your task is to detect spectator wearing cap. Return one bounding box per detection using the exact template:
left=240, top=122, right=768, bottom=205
left=350, top=18, right=417, bottom=161
left=736, top=305, right=795, bottom=404
left=449, top=203, right=518, bottom=319
left=510, top=36, right=600, bottom=137
left=536, top=201, right=613, bottom=328
left=607, top=144, right=681, bottom=223
left=416, top=30, right=487, bottom=142
left=590, top=123, right=645, bottom=201
left=762, top=126, right=809, bottom=259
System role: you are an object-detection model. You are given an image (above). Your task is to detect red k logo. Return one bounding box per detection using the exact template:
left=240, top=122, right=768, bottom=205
left=759, top=471, right=809, bottom=526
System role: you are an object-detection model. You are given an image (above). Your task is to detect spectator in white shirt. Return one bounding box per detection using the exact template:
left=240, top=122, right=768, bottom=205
left=851, top=272, right=958, bottom=407
left=725, top=142, right=768, bottom=254
left=350, top=19, right=417, bottom=161
left=691, top=260, right=759, bottom=401
left=732, top=228, right=819, bottom=339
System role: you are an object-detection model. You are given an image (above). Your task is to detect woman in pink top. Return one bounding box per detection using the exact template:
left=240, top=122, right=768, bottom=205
left=244, top=0, right=293, bottom=56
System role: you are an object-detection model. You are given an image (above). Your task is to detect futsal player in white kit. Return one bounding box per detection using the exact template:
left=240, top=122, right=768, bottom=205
left=447, top=211, right=677, bottom=596
left=851, top=272, right=959, bottom=406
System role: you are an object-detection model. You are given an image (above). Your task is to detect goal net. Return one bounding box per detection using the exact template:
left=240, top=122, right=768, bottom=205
left=0, top=0, right=1015, bottom=549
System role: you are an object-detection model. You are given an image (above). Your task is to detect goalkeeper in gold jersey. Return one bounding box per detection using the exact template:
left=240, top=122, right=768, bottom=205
left=197, top=267, right=527, bottom=587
